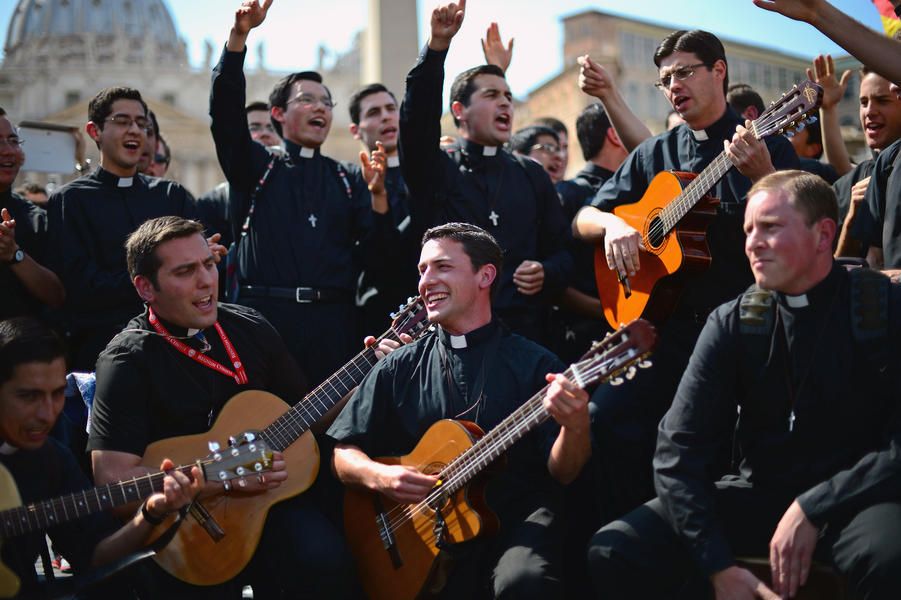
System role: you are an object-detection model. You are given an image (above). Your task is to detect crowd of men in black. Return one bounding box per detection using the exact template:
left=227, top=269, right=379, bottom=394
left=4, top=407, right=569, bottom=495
left=2, top=0, right=901, bottom=597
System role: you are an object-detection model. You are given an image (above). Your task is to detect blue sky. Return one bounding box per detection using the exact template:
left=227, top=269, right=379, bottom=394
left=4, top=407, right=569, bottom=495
left=0, top=0, right=886, bottom=97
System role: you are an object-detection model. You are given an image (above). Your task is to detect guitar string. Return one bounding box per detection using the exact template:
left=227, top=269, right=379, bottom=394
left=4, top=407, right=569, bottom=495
left=377, top=357, right=621, bottom=535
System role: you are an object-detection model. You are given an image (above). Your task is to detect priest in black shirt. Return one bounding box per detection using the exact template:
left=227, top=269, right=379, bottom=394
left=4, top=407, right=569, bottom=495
left=46, top=87, right=201, bottom=371
left=399, top=0, right=572, bottom=343
left=573, top=30, right=799, bottom=524
left=328, top=222, right=590, bottom=599
left=0, top=108, right=65, bottom=321
left=588, top=171, right=901, bottom=600
left=88, top=216, right=355, bottom=599
left=211, top=0, right=395, bottom=386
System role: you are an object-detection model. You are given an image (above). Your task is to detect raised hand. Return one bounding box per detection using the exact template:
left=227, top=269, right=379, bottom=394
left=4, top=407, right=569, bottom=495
left=481, top=22, right=514, bottom=73
left=752, top=0, right=823, bottom=24
left=233, top=0, right=273, bottom=36
left=807, top=54, right=850, bottom=110
left=429, top=0, right=466, bottom=52
left=0, top=207, right=17, bottom=262
left=578, top=55, right=616, bottom=101
left=360, top=141, right=388, bottom=196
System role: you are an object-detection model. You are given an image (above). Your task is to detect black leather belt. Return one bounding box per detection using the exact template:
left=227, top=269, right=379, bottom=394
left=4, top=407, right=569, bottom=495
left=239, top=286, right=351, bottom=304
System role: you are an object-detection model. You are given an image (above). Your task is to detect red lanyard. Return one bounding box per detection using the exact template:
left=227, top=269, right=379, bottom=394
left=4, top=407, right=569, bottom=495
left=148, top=308, right=248, bottom=385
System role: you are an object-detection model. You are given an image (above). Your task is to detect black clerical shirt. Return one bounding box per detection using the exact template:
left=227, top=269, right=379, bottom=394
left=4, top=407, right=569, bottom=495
left=0, top=190, right=49, bottom=320
left=832, top=158, right=875, bottom=228
left=398, top=46, right=573, bottom=314
left=592, top=108, right=800, bottom=314
left=850, top=138, right=901, bottom=268
left=210, top=47, right=393, bottom=293
left=46, top=168, right=197, bottom=343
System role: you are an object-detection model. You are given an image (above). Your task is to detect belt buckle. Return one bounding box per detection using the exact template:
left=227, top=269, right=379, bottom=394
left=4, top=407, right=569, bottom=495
left=295, top=287, right=319, bottom=303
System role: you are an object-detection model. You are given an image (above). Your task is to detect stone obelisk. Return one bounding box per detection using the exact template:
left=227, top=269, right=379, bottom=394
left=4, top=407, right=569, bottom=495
left=362, top=0, right=420, bottom=96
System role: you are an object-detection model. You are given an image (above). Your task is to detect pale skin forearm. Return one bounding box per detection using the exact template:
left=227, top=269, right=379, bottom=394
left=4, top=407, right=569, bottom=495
left=572, top=205, right=620, bottom=242
left=332, top=445, right=384, bottom=490
left=819, top=105, right=852, bottom=176
left=227, top=28, right=249, bottom=52
left=596, top=88, right=652, bottom=152
left=547, top=425, right=591, bottom=484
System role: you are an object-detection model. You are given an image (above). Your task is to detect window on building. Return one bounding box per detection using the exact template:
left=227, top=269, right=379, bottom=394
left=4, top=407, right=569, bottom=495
left=162, top=93, right=176, bottom=106
left=65, top=91, right=80, bottom=107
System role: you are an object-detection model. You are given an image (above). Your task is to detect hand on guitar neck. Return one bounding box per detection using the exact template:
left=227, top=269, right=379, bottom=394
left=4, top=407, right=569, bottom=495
left=723, top=121, right=776, bottom=183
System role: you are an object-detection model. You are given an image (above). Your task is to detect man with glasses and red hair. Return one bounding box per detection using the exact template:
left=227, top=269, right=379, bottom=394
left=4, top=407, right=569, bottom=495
left=46, top=87, right=203, bottom=371
left=572, top=30, right=799, bottom=527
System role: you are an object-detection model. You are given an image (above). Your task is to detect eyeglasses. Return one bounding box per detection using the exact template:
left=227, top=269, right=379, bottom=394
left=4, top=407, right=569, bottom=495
left=248, top=123, right=276, bottom=133
left=104, top=114, right=153, bottom=133
left=153, top=154, right=170, bottom=165
left=654, top=63, right=708, bottom=90
left=287, top=93, right=336, bottom=110
left=0, top=136, right=24, bottom=149
left=530, top=143, right=563, bottom=156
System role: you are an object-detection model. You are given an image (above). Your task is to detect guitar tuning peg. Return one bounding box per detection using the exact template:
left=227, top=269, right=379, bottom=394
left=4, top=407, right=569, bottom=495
left=805, top=115, right=818, bottom=125
left=228, top=435, right=238, bottom=447
left=208, top=441, right=221, bottom=453
left=625, top=366, right=637, bottom=380
left=639, top=359, right=653, bottom=369
left=236, top=466, right=247, bottom=476
left=609, top=376, right=624, bottom=386
left=218, top=471, right=229, bottom=481
left=248, top=443, right=257, bottom=452
left=223, top=480, right=231, bottom=492
left=243, top=432, right=256, bottom=443
left=230, top=447, right=240, bottom=457
left=784, top=130, right=795, bottom=138
left=254, top=462, right=264, bottom=472
left=795, top=122, right=805, bottom=133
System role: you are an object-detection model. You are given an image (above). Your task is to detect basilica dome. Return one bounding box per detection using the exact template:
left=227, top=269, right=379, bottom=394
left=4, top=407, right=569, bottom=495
left=3, top=0, right=187, bottom=67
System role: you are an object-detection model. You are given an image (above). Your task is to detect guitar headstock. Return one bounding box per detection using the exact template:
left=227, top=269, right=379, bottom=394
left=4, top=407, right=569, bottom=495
left=202, top=432, right=274, bottom=486
left=389, top=296, right=431, bottom=341
left=752, top=80, right=823, bottom=140
left=574, top=319, right=657, bottom=388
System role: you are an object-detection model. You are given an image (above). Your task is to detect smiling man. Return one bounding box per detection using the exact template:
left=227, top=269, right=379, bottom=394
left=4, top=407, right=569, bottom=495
left=587, top=170, right=901, bottom=600
left=329, top=222, right=590, bottom=599
left=399, top=0, right=572, bottom=344
left=571, top=30, right=800, bottom=525
left=210, top=0, right=396, bottom=386
left=46, top=87, right=200, bottom=372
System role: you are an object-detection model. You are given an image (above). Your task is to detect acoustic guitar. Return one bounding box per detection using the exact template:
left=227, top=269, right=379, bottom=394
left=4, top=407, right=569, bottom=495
left=0, top=438, right=272, bottom=599
left=343, top=319, right=657, bottom=600
left=139, top=296, right=431, bottom=586
left=594, top=80, right=823, bottom=329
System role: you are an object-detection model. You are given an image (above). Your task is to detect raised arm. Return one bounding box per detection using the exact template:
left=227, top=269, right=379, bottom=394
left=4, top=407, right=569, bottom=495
left=481, top=22, right=513, bottom=73
left=226, top=0, right=273, bottom=52
left=754, top=0, right=901, bottom=85
left=578, top=55, right=652, bottom=152
left=809, top=54, right=853, bottom=175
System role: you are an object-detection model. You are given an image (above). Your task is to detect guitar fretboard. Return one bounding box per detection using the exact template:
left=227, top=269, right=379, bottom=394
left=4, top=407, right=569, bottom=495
left=259, top=330, right=402, bottom=452
left=658, top=152, right=733, bottom=236
left=0, top=467, right=191, bottom=538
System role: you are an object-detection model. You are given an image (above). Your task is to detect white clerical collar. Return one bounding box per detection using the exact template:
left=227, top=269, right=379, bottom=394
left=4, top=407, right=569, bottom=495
left=0, top=442, right=18, bottom=455
left=690, top=128, right=709, bottom=141
left=117, top=176, right=134, bottom=188
left=482, top=145, right=498, bottom=156
left=449, top=334, right=468, bottom=349
left=785, top=293, right=809, bottom=308
left=387, top=155, right=400, bottom=168
left=299, top=146, right=316, bottom=158
left=187, top=328, right=200, bottom=337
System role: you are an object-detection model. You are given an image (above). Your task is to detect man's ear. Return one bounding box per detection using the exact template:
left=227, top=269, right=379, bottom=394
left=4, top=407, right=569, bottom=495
left=478, top=264, right=497, bottom=290
left=85, top=121, right=101, bottom=144
left=134, top=275, right=156, bottom=304
left=349, top=123, right=360, bottom=140
left=712, top=59, right=727, bottom=84
left=270, top=106, right=286, bottom=125
left=816, top=218, right=837, bottom=253
left=606, top=126, right=624, bottom=149
left=451, top=100, right=466, bottom=125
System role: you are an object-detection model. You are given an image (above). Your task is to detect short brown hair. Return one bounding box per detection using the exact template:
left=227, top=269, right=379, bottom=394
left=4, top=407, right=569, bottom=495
left=126, top=216, right=205, bottom=288
left=422, top=222, right=504, bottom=297
left=748, top=170, right=838, bottom=226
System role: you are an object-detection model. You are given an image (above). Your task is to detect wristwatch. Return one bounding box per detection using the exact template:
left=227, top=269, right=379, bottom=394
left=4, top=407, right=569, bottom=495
left=6, top=248, right=24, bottom=265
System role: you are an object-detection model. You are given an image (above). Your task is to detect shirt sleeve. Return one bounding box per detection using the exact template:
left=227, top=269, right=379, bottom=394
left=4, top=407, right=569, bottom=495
left=326, top=354, right=396, bottom=455
left=653, top=306, right=743, bottom=576
left=88, top=343, right=153, bottom=457
left=591, top=145, right=652, bottom=211
left=850, top=142, right=898, bottom=250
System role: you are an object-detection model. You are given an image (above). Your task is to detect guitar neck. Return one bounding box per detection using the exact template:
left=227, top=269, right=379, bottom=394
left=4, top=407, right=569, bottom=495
left=259, top=329, right=402, bottom=452
left=659, top=151, right=732, bottom=235
left=437, top=366, right=577, bottom=495
left=0, top=464, right=194, bottom=539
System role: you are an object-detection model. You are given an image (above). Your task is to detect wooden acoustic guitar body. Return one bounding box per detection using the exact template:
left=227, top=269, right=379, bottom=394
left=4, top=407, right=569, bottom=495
left=140, top=390, right=319, bottom=586
left=344, top=419, right=499, bottom=600
left=0, top=464, right=23, bottom=599
left=594, top=171, right=719, bottom=328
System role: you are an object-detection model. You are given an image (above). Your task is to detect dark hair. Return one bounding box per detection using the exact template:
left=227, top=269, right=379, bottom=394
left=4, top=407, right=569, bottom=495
left=147, top=110, right=160, bottom=140
left=727, top=83, right=765, bottom=117
left=245, top=101, right=270, bottom=114
left=0, top=106, right=6, bottom=117
left=575, top=103, right=613, bottom=161
left=126, top=216, right=206, bottom=288
left=268, top=71, right=331, bottom=138
left=508, top=125, right=558, bottom=155
left=748, top=170, right=838, bottom=226
left=654, top=30, right=728, bottom=95
left=15, top=182, right=47, bottom=196
left=449, top=64, right=506, bottom=127
left=88, top=87, right=148, bottom=127
left=533, top=116, right=567, bottom=137
left=155, top=135, right=171, bottom=165
left=348, top=83, right=397, bottom=125
left=0, top=317, right=67, bottom=385
left=422, top=222, right=504, bottom=298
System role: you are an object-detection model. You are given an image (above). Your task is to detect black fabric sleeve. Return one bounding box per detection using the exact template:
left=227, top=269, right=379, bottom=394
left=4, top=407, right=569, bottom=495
left=325, top=354, right=395, bottom=455
left=653, top=305, right=742, bottom=576
left=88, top=344, right=153, bottom=457
left=850, top=140, right=899, bottom=250
left=529, top=162, right=574, bottom=294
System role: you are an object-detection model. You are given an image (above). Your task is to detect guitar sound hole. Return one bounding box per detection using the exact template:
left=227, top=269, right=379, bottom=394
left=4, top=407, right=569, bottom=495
left=647, top=216, right=666, bottom=249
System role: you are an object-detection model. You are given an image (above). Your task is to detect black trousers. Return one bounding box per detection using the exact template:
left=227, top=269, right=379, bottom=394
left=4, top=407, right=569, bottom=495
left=239, top=297, right=358, bottom=388
left=587, top=483, right=901, bottom=600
